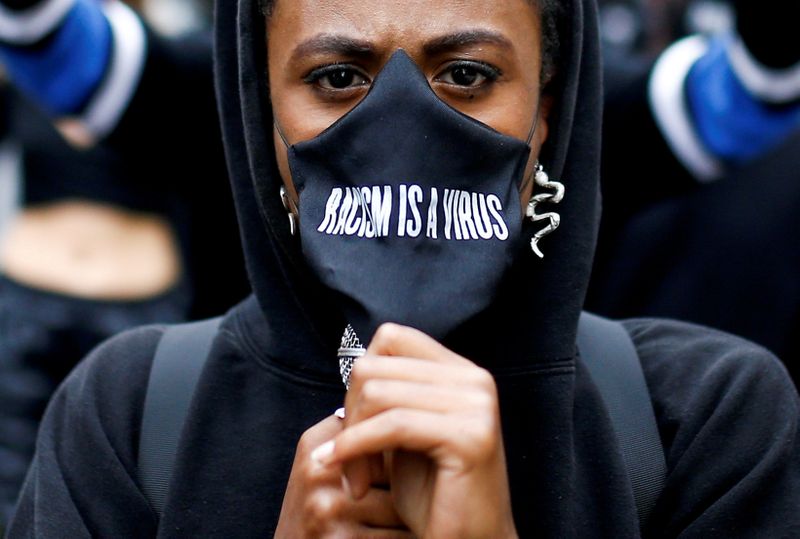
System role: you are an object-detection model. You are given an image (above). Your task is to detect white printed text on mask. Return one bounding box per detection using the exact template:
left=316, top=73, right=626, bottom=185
left=316, top=185, right=509, bottom=241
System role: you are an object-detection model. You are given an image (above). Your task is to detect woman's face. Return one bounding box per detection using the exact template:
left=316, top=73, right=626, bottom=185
left=267, top=0, right=550, bottom=208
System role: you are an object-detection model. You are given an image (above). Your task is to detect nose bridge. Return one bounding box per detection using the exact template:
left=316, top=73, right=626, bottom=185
left=367, top=48, right=436, bottom=101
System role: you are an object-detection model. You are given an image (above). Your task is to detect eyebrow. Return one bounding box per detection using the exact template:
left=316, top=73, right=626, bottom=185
left=291, top=34, right=375, bottom=62
left=291, top=29, right=513, bottom=63
left=423, top=29, right=513, bottom=56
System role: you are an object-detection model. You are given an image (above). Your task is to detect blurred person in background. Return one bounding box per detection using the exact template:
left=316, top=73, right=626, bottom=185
left=599, top=0, right=733, bottom=58
left=138, top=0, right=212, bottom=36
left=588, top=0, right=800, bottom=379
left=0, top=0, right=246, bottom=527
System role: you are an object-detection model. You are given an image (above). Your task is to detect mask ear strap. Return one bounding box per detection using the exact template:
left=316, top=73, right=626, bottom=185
left=525, top=103, right=541, bottom=146
left=273, top=119, right=301, bottom=233
left=274, top=119, right=291, bottom=148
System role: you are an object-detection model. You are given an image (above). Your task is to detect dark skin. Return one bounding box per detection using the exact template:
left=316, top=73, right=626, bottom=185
left=267, top=1, right=551, bottom=536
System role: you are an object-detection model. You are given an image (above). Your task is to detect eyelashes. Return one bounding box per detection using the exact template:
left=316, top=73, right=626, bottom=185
left=303, top=63, right=370, bottom=90
left=434, top=61, right=502, bottom=88
left=302, top=60, right=503, bottom=95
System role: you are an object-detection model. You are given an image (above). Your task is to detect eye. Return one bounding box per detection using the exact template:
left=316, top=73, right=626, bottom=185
left=304, top=64, right=370, bottom=91
left=436, top=61, right=501, bottom=88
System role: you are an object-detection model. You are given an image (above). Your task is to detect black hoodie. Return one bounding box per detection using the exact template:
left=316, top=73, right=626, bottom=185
left=8, top=0, right=800, bottom=537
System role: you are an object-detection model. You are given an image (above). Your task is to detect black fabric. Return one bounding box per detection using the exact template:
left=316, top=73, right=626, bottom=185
left=116, top=29, right=250, bottom=319
left=6, top=0, right=800, bottom=537
left=288, top=50, right=531, bottom=342
left=577, top=312, right=666, bottom=528
left=11, top=90, right=171, bottom=215
left=138, top=317, right=221, bottom=517
left=0, top=275, right=187, bottom=528
left=587, top=52, right=697, bottom=293
left=0, top=84, right=9, bottom=139
left=0, top=0, right=39, bottom=11
left=589, top=126, right=800, bottom=380
left=587, top=50, right=800, bottom=376
left=734, top=0, right=800, bottom=69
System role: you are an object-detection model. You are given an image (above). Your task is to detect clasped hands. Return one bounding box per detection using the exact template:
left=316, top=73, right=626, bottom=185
left=275, top=324, right=519, bottom=539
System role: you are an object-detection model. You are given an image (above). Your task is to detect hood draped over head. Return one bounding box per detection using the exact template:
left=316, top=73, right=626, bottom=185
left=213, top=0, right=602, bottom=371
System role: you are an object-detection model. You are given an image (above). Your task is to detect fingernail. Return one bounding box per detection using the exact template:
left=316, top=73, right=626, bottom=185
left=310, top=440, right=335, bottom=465
left=341, top=474, right=352, bottom=498
left=334, top=407, right=346, bottom=420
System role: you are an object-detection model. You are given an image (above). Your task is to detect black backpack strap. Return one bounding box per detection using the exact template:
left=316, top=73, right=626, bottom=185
left=577, top=312, right=667, bottom=529
left=138, top=317, right=222, bottom=517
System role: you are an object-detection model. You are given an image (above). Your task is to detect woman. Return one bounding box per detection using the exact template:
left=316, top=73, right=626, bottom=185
left=8, top=0, right=800, bottom=537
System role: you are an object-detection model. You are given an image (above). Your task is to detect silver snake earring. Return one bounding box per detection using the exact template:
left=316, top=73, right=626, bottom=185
left=526, top=162, right=565, bottom=259
left=279, top=186, right=298, bottom=236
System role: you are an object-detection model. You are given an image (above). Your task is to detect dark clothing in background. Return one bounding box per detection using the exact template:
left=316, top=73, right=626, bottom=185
left=0, top=276, right=186, bottom=524
left=587, top=52, right=800, bottom=378
left=591, top=121, right=800, bottom=379
left=8, top=0, right=800, bottom=536
left=11, top=91, right=172, bottom=218
left=594, top=52, right=698, bottom=235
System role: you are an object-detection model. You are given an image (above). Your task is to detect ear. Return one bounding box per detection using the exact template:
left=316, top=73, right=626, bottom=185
left=518, top=93, right=556, bottom=209
left=533, top=93, right=554, bottom=153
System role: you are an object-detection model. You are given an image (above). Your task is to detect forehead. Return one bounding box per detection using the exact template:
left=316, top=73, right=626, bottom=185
left=269, top=0, right=540, bottom=50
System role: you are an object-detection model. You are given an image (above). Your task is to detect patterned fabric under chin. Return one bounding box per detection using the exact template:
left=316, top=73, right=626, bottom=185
left=337, top=325, right=365, bottom=389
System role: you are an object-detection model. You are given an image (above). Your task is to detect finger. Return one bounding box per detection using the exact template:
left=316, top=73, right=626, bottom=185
left=301, top=413, right=346, bottom=454
left=341, top=446, right=390, bottom=501
left=301, top=414, right=346, bottom=482
left=346, top=379, right=487, bottom=429
left=348, top=355, right=488, bottom=393
left=306, top=449, right=344, bottom=484
left=325, top=409, right=471, bottom=466
left=343, top=452, right=388, bottom=500
left=368, top=451, right=390, bottom=485
left=348, top=487, right=405, bottom=528
left=352, top=528, right=415, bottom=539
left=304, top=486, right=409, bottom=536
left=342, top=454, right=379, bottom=500
left=367, top=323, right=468, bottom=365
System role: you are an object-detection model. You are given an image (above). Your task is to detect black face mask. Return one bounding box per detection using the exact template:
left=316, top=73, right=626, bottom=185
left=281, top=50, right=536, bottom=343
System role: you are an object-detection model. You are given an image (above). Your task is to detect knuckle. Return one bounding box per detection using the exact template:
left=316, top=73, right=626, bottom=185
left=374, top=322, right=402, bottom=348
left=468, top=416, right=499, bottom=458
left=472, top=367, right=497, bottom=392
left=297, top=418, right=341, bottom=457
left=304, top=460, right=330, bottom=483
left=360, top=379, right=382, bottom=403
left=470, top=389, right=495, bottom=412
left=306, top=490, right=343, bottom=523
left=387, top=408, right=409, bottom=434
left=297, top=430, right=316, bottom=457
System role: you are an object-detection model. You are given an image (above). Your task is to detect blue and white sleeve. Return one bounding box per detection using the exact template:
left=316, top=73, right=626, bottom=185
left=649, top=32, right=800, bottom=181
left=0, top=0, right=147, bottom=138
